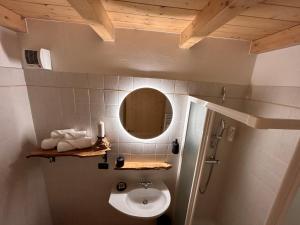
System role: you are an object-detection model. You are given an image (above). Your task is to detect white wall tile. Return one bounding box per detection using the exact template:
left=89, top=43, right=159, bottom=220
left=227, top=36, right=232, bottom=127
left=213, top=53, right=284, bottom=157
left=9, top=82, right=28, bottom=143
left=104, top=117, right=119, bottom=142
left=57, top=72, right=88, bottom=88
left=119, top=76, right=133, bottom=91
left=133, top=77, right=149, bottom=89
left=147, top=78, right=162, bottom=90
left=89, top=89, right=104, bottom=105
left=160, top=79, right=175, bottom=93
left=74, top=88, right=89, bottom=104
left=24, top=69, right=58, bottom=87
left=59, top=87, right=74, bottom=110
left=175, top=80, right=188, bottom=94
left=119, top=143, right=132, bottom=154
left=156, top=144, right=169, bottom=154
left=156, top=154, right=167, bottom=162
left=104, top=90, right=118, bottom=105
left=104, top=75, right=119, bottom=90
left=110, top=142, right=119, bottom=154
left=105, top=105, right=119, bottom=118
left=90, top=104, right=104, bottom=121
left=143, top=143, right=156, bottom=154
left=75, top=103, right=90, bottom=115
left=131, top=143, right=144, bottom=154
left=130, top=154, right=155, bottom=162
left=88, top=73, right=104, bottom=89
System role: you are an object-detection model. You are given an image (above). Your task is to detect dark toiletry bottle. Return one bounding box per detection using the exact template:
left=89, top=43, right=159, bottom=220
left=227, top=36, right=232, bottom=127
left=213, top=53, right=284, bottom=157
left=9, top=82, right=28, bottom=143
left=116, top=156, right=125, bottom=168
left=172, top=139, right=179, bottom=154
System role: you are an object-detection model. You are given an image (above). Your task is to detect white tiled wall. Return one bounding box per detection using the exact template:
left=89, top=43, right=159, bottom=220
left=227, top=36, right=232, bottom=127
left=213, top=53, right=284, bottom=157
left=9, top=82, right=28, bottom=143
left=0, top=26, right=52, bottom=225
left=22, top=68, right=249, bottom=225
left=216, top=86, right=300, bottom=225
left=0, top=67, right=52, bottom=225
left=24, top=69, right=249, bottom=164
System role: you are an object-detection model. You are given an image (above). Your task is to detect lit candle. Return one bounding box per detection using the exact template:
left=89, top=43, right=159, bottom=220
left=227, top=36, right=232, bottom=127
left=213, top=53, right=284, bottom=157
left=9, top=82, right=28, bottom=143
left=98, top=121, right=105, bottom=138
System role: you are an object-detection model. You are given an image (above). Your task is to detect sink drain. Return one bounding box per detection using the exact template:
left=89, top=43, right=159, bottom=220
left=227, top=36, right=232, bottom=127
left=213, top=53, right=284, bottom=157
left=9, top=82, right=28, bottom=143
left=142, top=200, right=148, bottom=205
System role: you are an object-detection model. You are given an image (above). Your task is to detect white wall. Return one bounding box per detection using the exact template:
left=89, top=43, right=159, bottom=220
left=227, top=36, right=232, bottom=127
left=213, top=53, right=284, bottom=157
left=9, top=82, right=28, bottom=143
left=251, top=45, right=300, bottom=87
left=216, top=43, right=300, bottom=225
left=19, top=19, right=256, bottom=85
left=0, top=27, right=52, bottom=225
left=0, top=26, right=22, bottom=68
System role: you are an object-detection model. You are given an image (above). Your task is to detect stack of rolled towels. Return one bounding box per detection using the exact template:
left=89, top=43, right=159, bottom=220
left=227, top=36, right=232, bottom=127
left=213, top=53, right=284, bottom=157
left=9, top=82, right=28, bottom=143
left=41, top=129, right=92, bottom=152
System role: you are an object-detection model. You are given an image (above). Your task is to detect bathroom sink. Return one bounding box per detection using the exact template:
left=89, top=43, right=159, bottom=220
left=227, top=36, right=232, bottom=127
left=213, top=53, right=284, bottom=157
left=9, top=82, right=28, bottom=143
left=109, top=181, right=171, bottom=218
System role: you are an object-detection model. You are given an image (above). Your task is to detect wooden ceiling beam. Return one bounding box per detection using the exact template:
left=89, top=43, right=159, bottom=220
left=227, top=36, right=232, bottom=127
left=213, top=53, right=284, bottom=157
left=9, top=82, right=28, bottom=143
left=67, top=0, right=114, bottom=41
left=250, top=24, right=300, bottom=54
left=179, top=0, right=263, bottom=49
left=0, top=4, right=27, bottom=32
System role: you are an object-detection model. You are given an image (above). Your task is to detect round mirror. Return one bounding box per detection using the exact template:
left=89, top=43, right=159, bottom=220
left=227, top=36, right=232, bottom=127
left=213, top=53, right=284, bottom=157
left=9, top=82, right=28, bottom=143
left=119, top=88, right=173, bottom=139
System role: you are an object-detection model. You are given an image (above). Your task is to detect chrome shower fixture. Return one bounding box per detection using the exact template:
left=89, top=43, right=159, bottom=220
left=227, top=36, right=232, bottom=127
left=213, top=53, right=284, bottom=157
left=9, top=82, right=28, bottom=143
left=210, top=119, right=226, bottom=149
left=200, top=118, right=226, bottom=194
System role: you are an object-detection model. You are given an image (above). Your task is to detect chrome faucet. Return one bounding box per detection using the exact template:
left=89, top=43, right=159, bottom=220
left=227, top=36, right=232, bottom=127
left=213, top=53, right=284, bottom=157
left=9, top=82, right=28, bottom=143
left=139, top=179, right=152, bottom=189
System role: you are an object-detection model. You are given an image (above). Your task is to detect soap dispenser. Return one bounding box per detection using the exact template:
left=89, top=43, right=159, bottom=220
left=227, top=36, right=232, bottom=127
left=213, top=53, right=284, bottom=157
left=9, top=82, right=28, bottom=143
left=172, top=139, right=179, bottom=154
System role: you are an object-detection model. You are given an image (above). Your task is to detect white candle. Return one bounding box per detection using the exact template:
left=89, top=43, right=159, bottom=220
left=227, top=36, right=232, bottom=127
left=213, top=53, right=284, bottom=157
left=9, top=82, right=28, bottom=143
left=98, top=121, right=105, bottom=138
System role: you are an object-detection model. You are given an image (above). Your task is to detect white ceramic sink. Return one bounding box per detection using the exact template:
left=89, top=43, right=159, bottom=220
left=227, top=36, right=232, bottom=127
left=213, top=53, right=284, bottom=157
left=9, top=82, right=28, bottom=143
left=109, top=181, right=171, bottom=218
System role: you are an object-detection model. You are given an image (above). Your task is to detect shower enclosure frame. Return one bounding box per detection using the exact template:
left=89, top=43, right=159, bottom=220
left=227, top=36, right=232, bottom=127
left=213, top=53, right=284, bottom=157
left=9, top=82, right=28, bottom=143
left=174, top=97, right=216, bottom=225
left=175, top=96, right=300, bottom=225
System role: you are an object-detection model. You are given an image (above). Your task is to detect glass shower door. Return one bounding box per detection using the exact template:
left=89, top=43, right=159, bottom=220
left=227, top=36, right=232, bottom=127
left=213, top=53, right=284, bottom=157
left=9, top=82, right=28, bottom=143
left=174, top=102, right=214, bottom=225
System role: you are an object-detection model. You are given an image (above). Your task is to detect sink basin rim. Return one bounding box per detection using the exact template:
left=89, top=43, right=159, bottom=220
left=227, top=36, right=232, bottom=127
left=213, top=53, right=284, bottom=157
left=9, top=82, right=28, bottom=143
left=109, top=181, right=171, bottom=218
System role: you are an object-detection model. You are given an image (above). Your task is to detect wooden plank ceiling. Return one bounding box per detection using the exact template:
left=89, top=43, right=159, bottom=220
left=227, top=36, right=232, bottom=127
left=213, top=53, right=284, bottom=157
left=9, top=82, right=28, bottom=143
left=0, top=0, right=299, bottom=53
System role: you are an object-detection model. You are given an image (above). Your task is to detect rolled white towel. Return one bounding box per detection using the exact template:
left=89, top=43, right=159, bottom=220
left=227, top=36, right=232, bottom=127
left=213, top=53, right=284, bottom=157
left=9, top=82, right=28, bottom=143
left=57, top=137, right=92, bottom=152
left=50, top=129, right=87, bottom=140
left=64, top=130, right=87, bottom=139
left=50, top=129, right=75, bottom=138
left=41, top=138, right=61, bottom=150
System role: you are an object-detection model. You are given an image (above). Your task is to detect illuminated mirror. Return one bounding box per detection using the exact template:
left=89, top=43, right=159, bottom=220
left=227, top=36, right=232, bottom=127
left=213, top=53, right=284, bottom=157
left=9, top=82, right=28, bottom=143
left=119, top=88, right=173, bottom=139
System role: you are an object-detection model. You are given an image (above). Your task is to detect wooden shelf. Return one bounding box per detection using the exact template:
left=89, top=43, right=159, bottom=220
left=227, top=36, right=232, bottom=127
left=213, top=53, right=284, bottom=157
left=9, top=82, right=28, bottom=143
left=115, top=161, right=172, bottom=170
left=27, top=137, right=111, bottom=159
left=26, top=147, right=110, bottom=159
